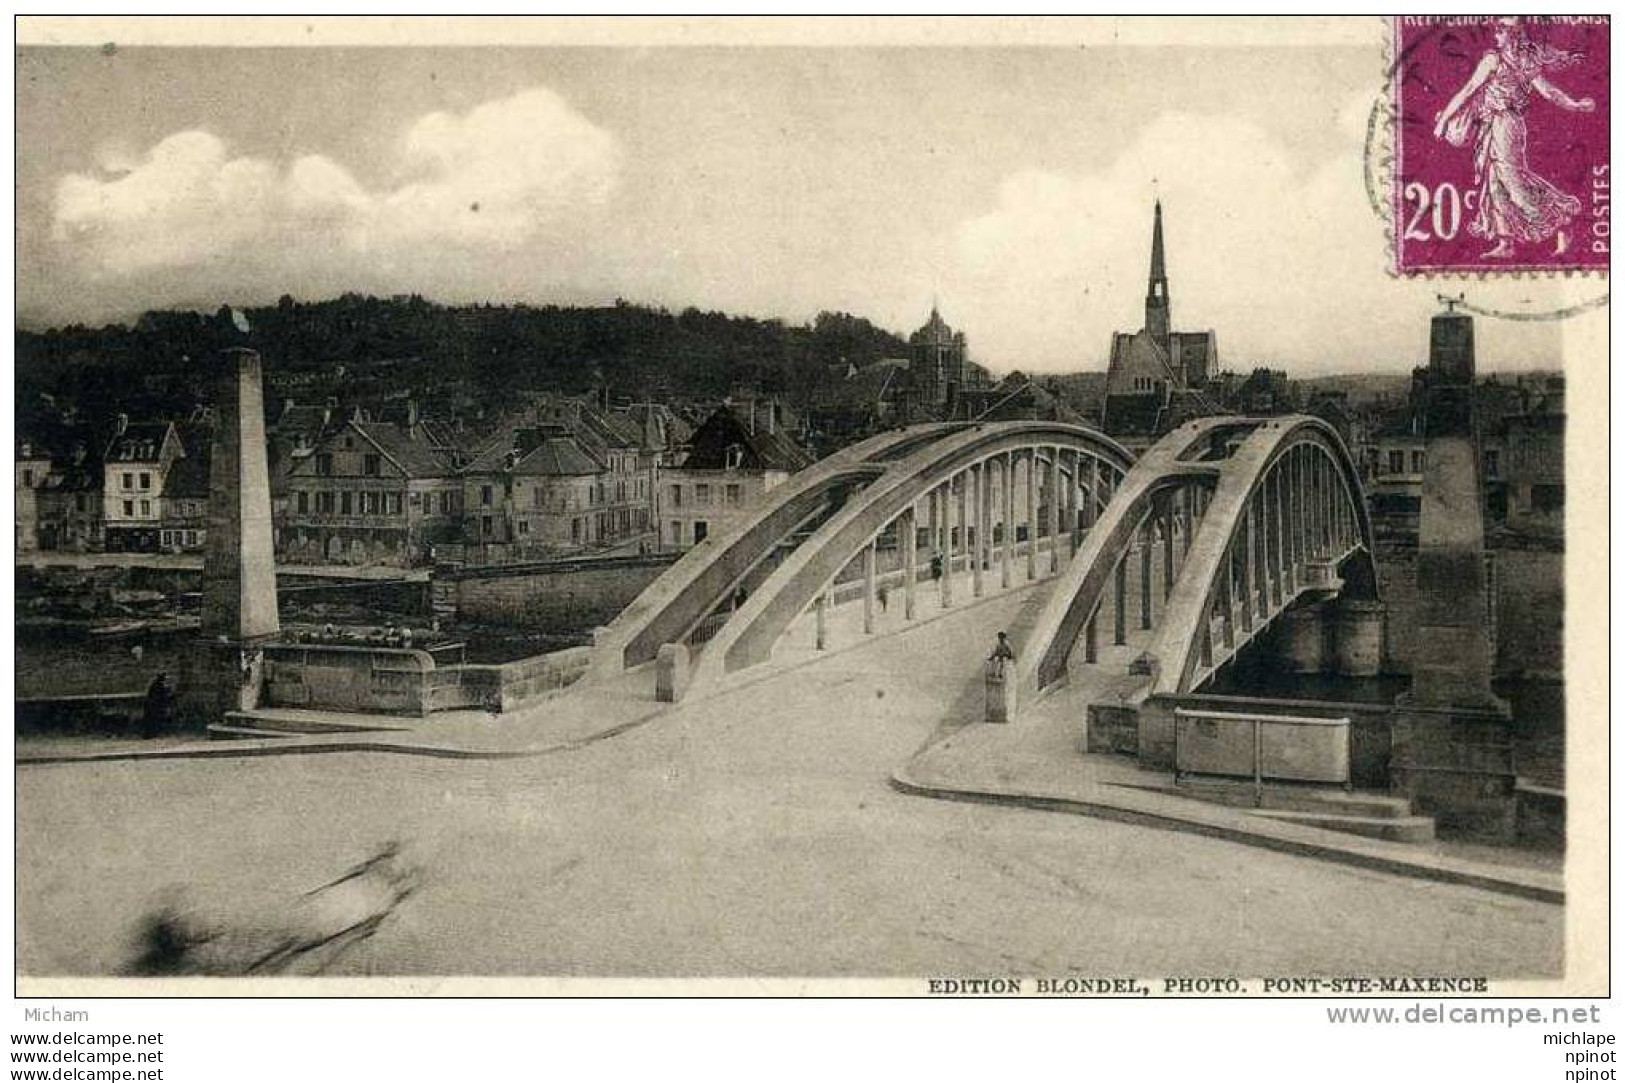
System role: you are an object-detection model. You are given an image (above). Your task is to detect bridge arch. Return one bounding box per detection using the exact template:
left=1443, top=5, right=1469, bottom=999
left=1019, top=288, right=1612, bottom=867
left=1146, top=416, right=1378, bottom=696
left=590, top=423, right=968, bottom=676
left=1015, top=415, right=1377, bottom=704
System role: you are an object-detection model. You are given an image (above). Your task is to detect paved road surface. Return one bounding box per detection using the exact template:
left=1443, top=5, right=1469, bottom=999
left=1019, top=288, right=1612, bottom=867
left=17, top=590, right=1561, bottom=978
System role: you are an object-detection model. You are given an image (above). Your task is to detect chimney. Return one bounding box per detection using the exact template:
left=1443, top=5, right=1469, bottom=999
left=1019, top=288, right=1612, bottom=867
left=407, top=399, right=419, bottom=428
left=115, top=412, right=129, bottom=436
left=748, top=400, right=757, bottom=435
left=597, top=384, right=610, bottom=411
left=765, top=399, right=777, bottom=434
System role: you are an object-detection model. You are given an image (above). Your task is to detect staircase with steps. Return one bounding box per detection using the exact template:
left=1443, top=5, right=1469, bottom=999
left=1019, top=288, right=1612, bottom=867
left=1112, top=775, right=1436, bottom=844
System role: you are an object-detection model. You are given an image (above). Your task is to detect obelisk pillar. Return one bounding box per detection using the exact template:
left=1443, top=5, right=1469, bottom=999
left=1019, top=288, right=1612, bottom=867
left=1391, top=309, right=1515, bottom=840
left=180, top=347, right=281, bottom=723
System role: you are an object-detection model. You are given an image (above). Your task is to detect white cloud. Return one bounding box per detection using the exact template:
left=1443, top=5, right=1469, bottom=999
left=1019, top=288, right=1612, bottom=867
left=940, top=112, right=1375, bottom=372
left=51, top=86, right=621, bottom=279
left=939, top=110, right=1563, bottom=375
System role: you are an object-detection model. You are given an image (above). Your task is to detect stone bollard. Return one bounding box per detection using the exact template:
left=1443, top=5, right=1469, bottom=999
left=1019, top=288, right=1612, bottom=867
left=655, top=642, right=689, bottom=703
left=984, top=660, right=1016, bottom=723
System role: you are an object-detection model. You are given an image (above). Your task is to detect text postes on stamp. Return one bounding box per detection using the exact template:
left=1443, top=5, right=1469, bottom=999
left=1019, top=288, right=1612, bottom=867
left=1391, top=16, right=1609, bottom=276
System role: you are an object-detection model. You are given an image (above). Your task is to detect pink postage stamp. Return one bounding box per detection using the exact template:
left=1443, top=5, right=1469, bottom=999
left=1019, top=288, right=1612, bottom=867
left=1391, top=15, right=1610, bottom=275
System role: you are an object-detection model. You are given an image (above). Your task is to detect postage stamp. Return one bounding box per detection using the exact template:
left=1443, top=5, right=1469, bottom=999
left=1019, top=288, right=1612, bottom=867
left=1391, top=15, right=1610, bottom=275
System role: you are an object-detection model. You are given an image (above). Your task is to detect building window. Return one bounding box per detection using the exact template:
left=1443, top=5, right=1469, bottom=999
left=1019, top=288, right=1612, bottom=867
left=122, top=500, right=134, bottom=516
left=670, top=484, right=682, bottom=508
left=481, top=485, right=493, bottom=507
left=1484, top=449, right=1501, bottom=479
left=122, top=473, right=133, bottom=490
left=695, top=483, right=710, bottom=505
left=186, top=530, right=198, bottom=546
left=297, top=491, right=309, bottom=514
left=1387, top=450, right=1405, bottom=475
left=670, top=520, right=681, bottom=544
left=139, top=472, right=151, bottom=489
left=161, top=531, right=171, bottom=546
left=1410, top=450, right=1425, bottom=473
left=694, top=520, right=709, bottom=543
left=341, top=491, right=353, bottom=515
left=572, top=518, right=581, bottom=543
left=316, top=454, right=333, bottom=476
left=533, top=487, right=543, bottom=509
left=365, top=492, right=381, bottom=515
left=22, top=469, right=33, bottom=487
left=364, top=454, right=381, bottom=477
left=518, top=521, right=530, bottom=535
left=726, top=484, right=740, bottom=506
left=481, top=515, right=493, bottom=536
left=318, top=492, right=335, bottom=514
left=140, top=499, right=150, bottom=516
left=388, top=493, right=402, bottom=515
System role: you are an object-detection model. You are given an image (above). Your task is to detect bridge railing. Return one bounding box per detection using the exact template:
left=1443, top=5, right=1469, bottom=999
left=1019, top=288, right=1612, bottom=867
left=1172, top=707, right=1352, bottom=806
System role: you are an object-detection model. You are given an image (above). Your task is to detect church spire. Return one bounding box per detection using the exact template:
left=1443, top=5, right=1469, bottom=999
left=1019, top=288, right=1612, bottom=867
left=1145, top=199, right=1170, bottom=340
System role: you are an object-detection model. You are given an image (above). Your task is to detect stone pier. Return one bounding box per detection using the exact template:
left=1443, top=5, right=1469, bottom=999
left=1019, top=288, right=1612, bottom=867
left=178, top=347, right=281, bottom=724
left=1390, top=310, right=1515, bottom=841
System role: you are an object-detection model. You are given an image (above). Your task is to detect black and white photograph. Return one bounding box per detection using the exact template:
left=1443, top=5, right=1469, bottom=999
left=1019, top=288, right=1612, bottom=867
left=10, top=16, right=1607, bottom=1041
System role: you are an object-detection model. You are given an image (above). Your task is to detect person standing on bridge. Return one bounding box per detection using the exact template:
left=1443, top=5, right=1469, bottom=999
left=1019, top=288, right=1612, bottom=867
left=988, top=631, right=1017, bottom=677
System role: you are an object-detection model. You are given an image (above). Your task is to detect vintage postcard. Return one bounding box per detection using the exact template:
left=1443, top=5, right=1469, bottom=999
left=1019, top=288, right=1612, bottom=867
left=12, top=16, right=1607, bottom=1005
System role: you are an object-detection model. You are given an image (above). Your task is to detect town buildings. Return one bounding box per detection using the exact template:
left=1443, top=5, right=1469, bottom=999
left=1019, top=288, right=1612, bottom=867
left=461, top=426, right=604, bottom=558
left=277, top=417, right=463, bottom=567
left=803, top=358, right=909, bottom=457
left=908, top=305, right=969, bottom=411
left=101, top=419, right=186, bottom=553
left=1500, top=376, right=1564, bottom=539
left=15, top=436, right=52, bottom=553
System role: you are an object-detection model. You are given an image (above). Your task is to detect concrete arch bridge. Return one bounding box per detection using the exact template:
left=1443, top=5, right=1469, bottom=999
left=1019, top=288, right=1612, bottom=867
left=590, top=420, right=1137, bottom=696
left=593, top=415, right=1379, bottom=727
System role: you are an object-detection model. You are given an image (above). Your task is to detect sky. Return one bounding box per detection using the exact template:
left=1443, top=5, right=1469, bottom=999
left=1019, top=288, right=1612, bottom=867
left=16, top=33, right=1586, bottom=376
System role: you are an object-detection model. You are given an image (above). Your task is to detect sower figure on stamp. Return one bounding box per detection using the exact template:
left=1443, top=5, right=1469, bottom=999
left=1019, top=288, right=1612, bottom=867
left=1432, top=16, right=1595, bottom=259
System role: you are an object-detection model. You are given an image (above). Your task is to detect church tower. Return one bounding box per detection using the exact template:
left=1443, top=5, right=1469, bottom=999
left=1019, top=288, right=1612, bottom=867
left=1101, top=198, right=1217, bottom=446
left=1145, top=199, right=1170, bottom=343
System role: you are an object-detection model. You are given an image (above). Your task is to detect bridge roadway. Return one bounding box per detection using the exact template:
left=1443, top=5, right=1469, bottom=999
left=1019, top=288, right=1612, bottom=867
left=18, top=573, right=1559, bottom=978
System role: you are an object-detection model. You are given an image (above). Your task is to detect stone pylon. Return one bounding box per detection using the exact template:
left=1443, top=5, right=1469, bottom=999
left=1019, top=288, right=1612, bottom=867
left=1390, top=310, right=1515, bottom=840
left=179, top=348, right=280, bottom=724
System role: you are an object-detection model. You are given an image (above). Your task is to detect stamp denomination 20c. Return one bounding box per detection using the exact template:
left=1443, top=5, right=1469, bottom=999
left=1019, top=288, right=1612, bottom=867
left=1391, top=16, right=1609, bottom=275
